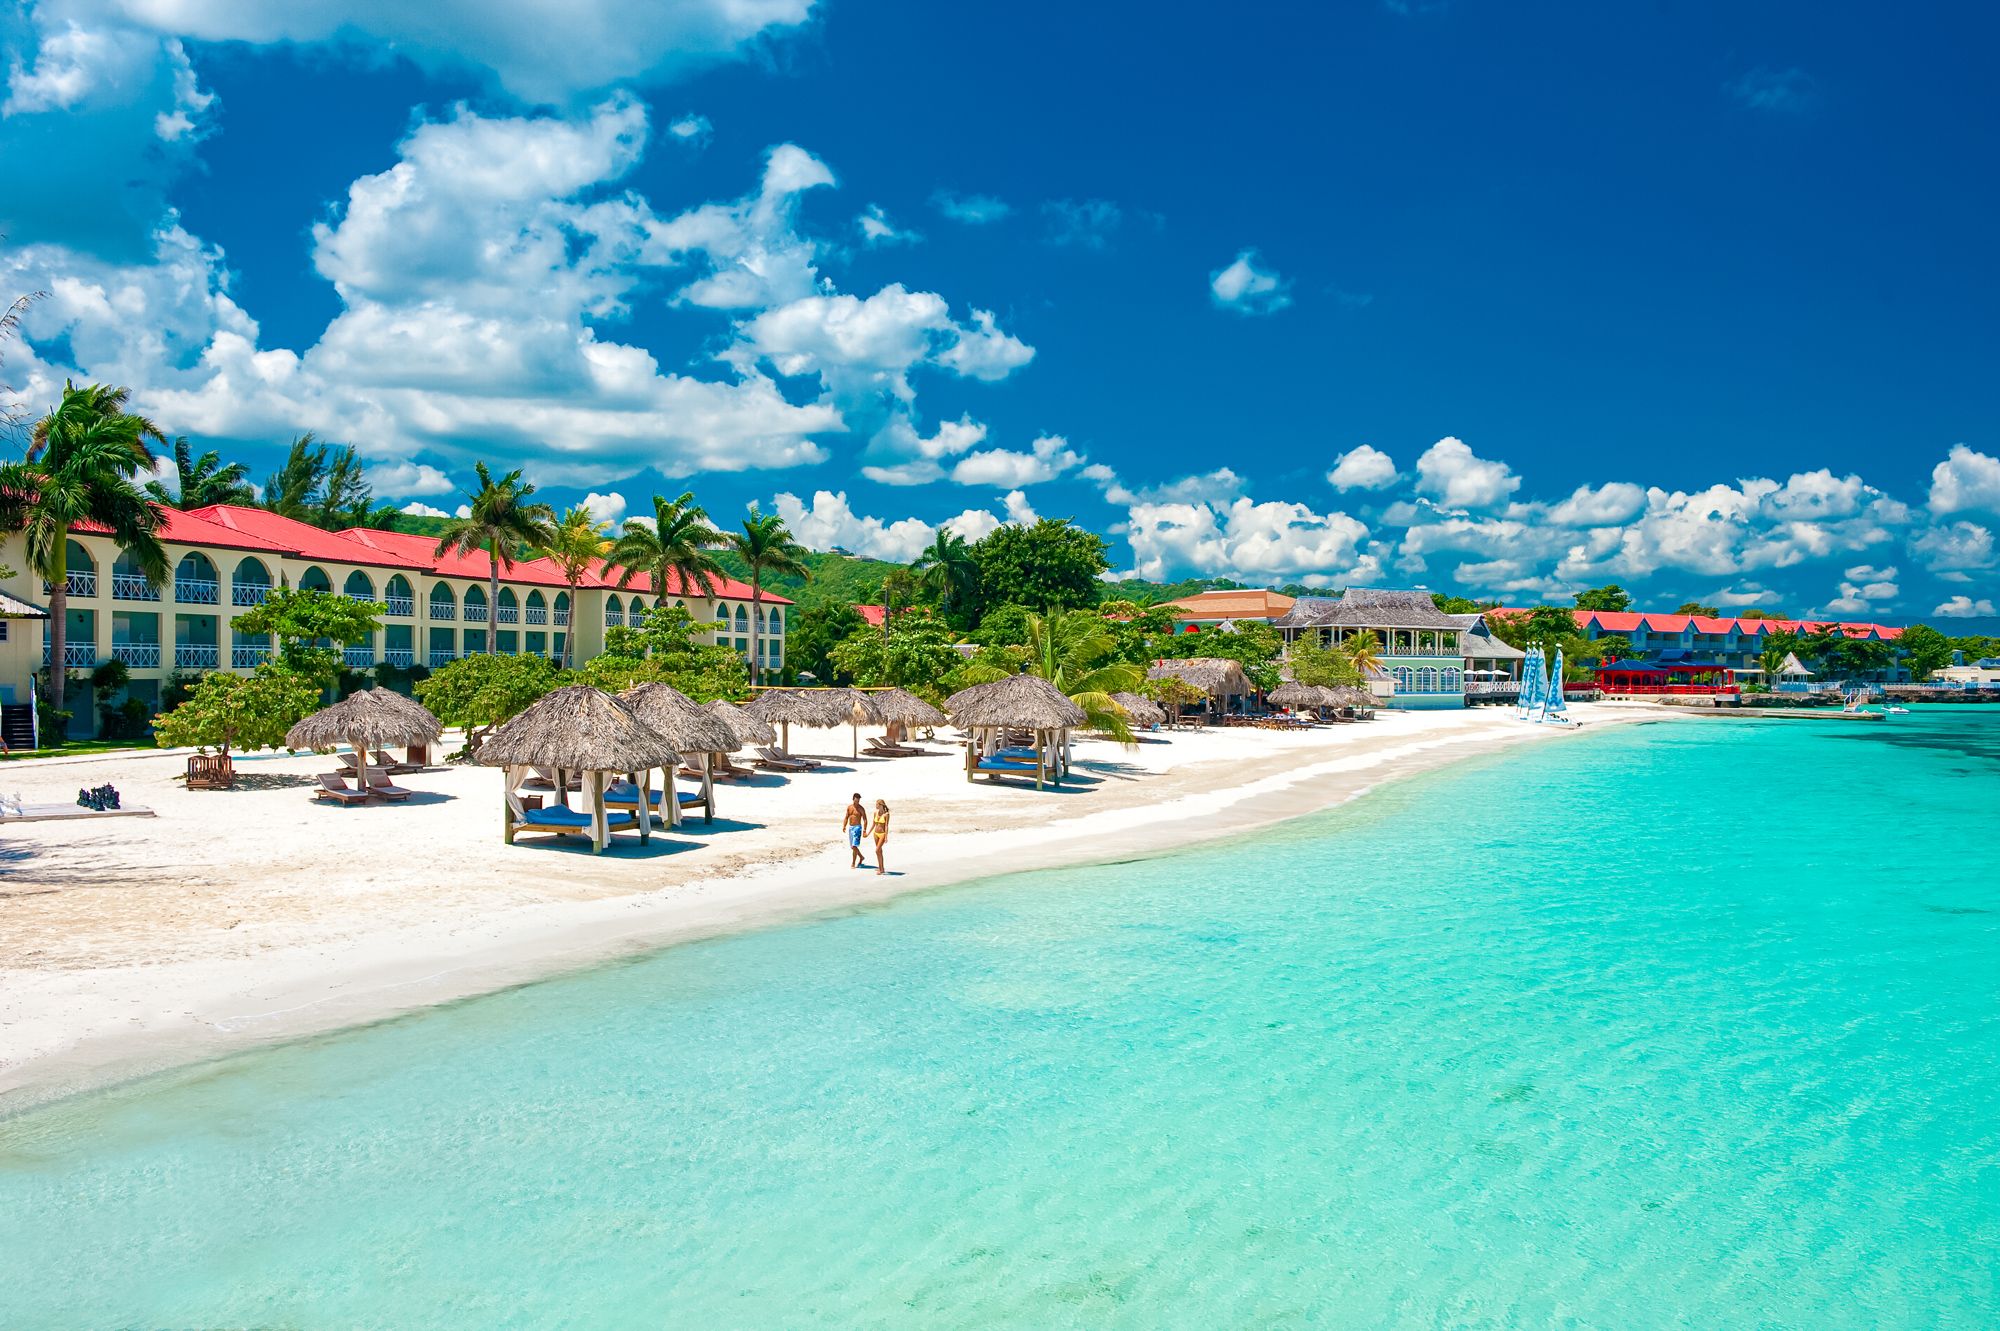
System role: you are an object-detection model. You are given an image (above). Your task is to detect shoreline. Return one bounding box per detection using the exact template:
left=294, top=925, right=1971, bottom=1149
left=0, top=705, right=1664, bottom=1113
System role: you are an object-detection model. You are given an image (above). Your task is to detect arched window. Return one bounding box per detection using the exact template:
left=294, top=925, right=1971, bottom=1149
left=384, top=575, right=413, bottom=616
left=109, top=548, right=161, bottom=600
left=300, top=566, right=332, bottom=593
left=552, top=591, right=570, bottom=627
left=174, top=551, right=219, bottom=604
left=605, top=594, right=624, bottom=627
left=231, top=557, right=272, bottom=607
left=766, top=606, right=784, bottom=633
left=715, top=603, right=730, bottom=623
left=463, top=584, right=488, bottom=623
left=342, top=569, right=375, bottom=602
left=429, top=582, right=456, bottom=619
left=1417, top=666, right=1438, bottom=693
left=497, top=587, right=519, bottom=623
left=525, top=590, right=547, bottom=625
left=1443, top=668, right=1462, bottom=692
left=1392, top=666, right=1413, bottom=693
left=734, top=604, right=749, bottom=632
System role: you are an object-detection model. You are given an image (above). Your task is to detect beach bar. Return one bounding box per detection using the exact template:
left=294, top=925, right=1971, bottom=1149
left=1593, top=656, right=1739, bottom=698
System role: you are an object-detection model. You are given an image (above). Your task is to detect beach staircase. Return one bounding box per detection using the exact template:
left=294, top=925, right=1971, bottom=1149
left=0, top=703, right=35, bottom=751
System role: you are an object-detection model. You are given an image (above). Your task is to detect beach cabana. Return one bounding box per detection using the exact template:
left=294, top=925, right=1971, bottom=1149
left=1266, top=680, right=1324, bottom=715
left=947, top=675, right=1087, bottom=789
left=285, top=686, right=444, bottom=799
left=745, top=688, right=853, bottom=757
left=1147, top=658, right=1252, bottom=721
left=618, top=683, right=737, bottom=825
left=1108, top=691, right=1165, bottom=730
left=478, top=686, right=676, bottom=854
left=704, top=698, right=777, bottom=750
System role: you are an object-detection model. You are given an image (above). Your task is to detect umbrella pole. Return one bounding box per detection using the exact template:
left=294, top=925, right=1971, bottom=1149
left=702, top=753, right=715, bottom=825
left=638, top=768, right=652, bottom=845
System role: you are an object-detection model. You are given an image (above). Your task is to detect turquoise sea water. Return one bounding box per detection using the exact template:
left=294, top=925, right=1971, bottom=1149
left=4, top=709, right=1998, bottom=1329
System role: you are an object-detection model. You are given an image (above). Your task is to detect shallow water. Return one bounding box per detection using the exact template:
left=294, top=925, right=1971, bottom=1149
left=4, top=709, right=1998, bottom=1329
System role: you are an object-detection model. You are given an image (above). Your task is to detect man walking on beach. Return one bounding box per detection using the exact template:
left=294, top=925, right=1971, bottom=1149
left=843, top=793, right=867, bottom=869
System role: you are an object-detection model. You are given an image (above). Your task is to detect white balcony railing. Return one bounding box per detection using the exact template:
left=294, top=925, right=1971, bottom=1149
left=176, top=644, right=220, bottom=669
left=343, top=647, right=375, bottom=668
left=346, top=591, right=376, bottom=604
left=525, top=607, right=547, bottom=624
left=464, top=605, right=488, bottom=623
left=496, top=606, right=518, bottom=623
left=175, top=578, right=220, bottom=604
left=430, top=601, right=455, bottom=620
left=111, top=573, right=161, bottom=601
left=232, top=644, right=272, bottom=668
left=233, top=583, right=270, bottom=607
left=385, top=596, right=414, bottom=617
left=112, top=642, right=162, bottom=668
left=383, top=648, right=415, bottom=668
left=45, top=572, right=96, bottom=598
left=43, top=641, right=97, bottom=667
left=428, top=649, right=455, bottom=668
left=553, top=609, right=570, bottom=627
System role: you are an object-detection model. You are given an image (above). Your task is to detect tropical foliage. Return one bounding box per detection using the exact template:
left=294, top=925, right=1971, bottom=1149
left=147, top=436, right=255, bottom=507
left=262, top=434, right=397, bottom=530
left=956, top=609, right=1144, bottom=741
left=727, top=506, right=810, bottom=685
left=828, top=613, right=961, bottom=697
left=152, top=663, right=320, bottom=756
left=536, top=505, right=610, bottom=668
left=970, top=518, right=1109, bottom=614
left=607, top=491, right=725, bottom=603
left=234, top=587, right=383, bottom=690
left=434, top=462, right=556, bottom=654
left=414, top=651, right=567, bottom=756
left=784, top=601, right=866, bottom=684
left=911, top=527, right=979, bottom=625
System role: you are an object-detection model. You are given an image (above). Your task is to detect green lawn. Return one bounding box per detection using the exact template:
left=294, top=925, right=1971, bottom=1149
left=0, top=738, right=158, bottom=762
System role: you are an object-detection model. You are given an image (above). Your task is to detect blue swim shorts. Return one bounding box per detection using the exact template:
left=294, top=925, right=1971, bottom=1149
left=848, top=825, right=864, bottom=848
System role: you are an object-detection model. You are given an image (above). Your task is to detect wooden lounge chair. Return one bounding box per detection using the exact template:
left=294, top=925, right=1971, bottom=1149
left=314, top=773, right=373, bottom=806
left=755, top=746, right=819, bottom=771
left=361, top=767, right=414, bottom=802
left=186, top=753, right=234, bottom=790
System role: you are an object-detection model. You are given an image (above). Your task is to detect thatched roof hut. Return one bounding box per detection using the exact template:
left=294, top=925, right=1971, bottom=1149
left=704, top=698, right=776, bottom=749
left=867, top=687, right=947, bottom=728
left=1109, top=691, right=1165, bottom=727
left=1324, top=684, right=1377, bottom=709
left=478, top=686, right=678, bottom=772
left=1266, top=680, right=1322, bottom=709
left=1147, top=657, right=1252, bottom=701
left=618, top=682, right=738, bottom=754
left=946, top=674, right=1088, bottom=729
left=287, top=686, right=444, bottom=755
left=745, top=688, right=852, bottom=729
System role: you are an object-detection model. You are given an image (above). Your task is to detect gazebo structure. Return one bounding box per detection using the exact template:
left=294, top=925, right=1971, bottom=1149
left=479, top=685, right=677, bottom=854
left=617, top=683, right=736, bottom=825
left=1774, top=652, right=1817, bottom=693
left=285, top=686, right=444, bottom=790
left=1147, top=658, right=1252, bottom=721
left=946, top=674, right=1087, bottom=789
left=1109, top=690, right=1165, bottom=730
left=1593, top=655, right=1740, bottom=699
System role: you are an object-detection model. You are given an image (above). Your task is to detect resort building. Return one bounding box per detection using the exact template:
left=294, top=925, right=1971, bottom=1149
left=0, top=504, right=790, bottom=739
left=1272, top=589, right=1467, bottom=709
left=1494, top=608, right=1909, bottom=682
left=1446, top=612, right=1527, bottom=687
left=1160, top=588, right=1296, bottom=631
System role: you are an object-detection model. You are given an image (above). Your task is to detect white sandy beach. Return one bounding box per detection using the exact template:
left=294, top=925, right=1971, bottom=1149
left=0, top=703, right=1659, bottom=1106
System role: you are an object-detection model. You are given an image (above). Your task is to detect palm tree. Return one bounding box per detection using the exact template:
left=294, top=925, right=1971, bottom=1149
left=727, top=507, right=811, bottom=685
left=146, top=436, right=254, bottom=508
left=433, top=463, right=556, bottom=654
left=261, top=433, right=393, bottom=529
left=910, top=527, right=977, bottom=621
left=606, top=492, right=726, bottom=631
left=1, top=381, right=169, bottom=719
left=1341, top=628, right=1383, bottom=679
left=536, top=505, right=610, bottom=668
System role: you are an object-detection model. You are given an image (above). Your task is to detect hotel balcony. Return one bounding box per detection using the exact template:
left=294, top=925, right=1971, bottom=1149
left=525, top=607, right=547, bottom=624
left=343, top=647, right=376, bottom=668
left=111, top=573, right=161, bottom=602
left=383, top=647, right=415, bottom=668
left=43, top=641, right=97, bottom=667
left=428, top=649, right=456, bottom=668
left=44, top=571, right=96, bottom=598
left=232, top=644, right=272, bottom=668
left=553, top=608, right=570, bottom=627
left=385, top=596, right=414, bottom=617
left=496, top=606, right=519, bottom=624
left=232, top=583, right=270, bottom=607
left=430, top=602, right=455, bottom=620
left=112, top=641, right=162, bottom=669
left=175, top=643, right=220, bottom=670
left=175, top=578, right=220, bottom=605
left=464, top=605, right=488, bottom=623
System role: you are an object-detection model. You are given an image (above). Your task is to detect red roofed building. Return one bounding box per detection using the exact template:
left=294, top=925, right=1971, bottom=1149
left=3, top=505, right=793, bottom=737
left=1489, top=605, right=1910, bottom=684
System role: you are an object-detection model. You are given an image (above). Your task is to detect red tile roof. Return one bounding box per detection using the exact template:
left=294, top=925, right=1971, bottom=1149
left=1162, top=589, right=1297, bottom=620
left=78, top=503, right=789, bottom=603
left=854, top=603, right=887, bottom=627
left=1495, top=606, right=1903, bottom=641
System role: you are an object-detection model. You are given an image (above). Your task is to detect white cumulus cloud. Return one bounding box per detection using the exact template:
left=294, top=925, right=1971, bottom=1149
left=1414, top=436, right=1520, bottom=510
left=1326, top=444, right=1398, bottom=492
left=1209, top=248, right=1292, bottom=316
left=1929, top=444, right=2000, bottom=515
left=949, top=435, right=1084, bottom=488
left=1934, top=595, right=1997, bottom=618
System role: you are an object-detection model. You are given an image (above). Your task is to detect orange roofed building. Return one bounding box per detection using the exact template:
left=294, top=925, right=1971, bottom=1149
left=1159, top=588, right=1296, bottom=632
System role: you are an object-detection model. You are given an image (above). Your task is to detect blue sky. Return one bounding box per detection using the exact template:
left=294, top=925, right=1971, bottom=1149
left=3, top=1, right=1998, bottom=625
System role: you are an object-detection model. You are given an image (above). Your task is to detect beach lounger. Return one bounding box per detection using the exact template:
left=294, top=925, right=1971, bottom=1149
left=518, top=805, right=637, bottom=833
left=755, top=746, right=820, bottom=770
left=603, top=782, right=664, bottom=808
left=361, top=767, right=414, bottom=801
left=525, top=766, right=583, bottom=791
left=314, top=773, right=373, bottom=806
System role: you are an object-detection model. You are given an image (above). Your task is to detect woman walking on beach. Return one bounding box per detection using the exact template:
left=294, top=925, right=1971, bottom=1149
left=871, top=799, right=892, bottom=876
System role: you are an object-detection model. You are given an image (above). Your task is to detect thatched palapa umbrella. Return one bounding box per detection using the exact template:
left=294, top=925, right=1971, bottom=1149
left=1147, top=658, right=1252, bottom=719
left=287, top=686, right=444, bottom=775
left=1266, top=680, right=1321, bottom=710
left=745, top=688, right=851, bottom=756
left=867, top=687, right=946, bottom=743
left=1109, top=690, right=1165, bottom=728
left=946, top=674, right=1087, bottom=789
left=478, top=685, right=677, bottom=853
left=619, top=683, right=737, bottom=825
left=705, top=698, right=777, bottom=750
